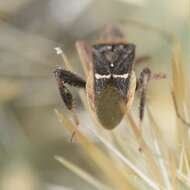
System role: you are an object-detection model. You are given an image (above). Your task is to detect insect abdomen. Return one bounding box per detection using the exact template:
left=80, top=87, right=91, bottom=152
left=96, top=86, right=124, bottom=129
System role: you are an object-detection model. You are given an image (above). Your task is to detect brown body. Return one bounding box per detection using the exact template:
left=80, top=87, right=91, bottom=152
left=87, top=63, right=136, bottom=130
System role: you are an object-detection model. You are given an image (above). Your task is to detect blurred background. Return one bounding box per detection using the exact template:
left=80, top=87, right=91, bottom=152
left=0, top=0, right=188, bottom=189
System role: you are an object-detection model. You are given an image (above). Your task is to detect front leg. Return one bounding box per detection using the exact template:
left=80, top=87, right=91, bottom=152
left=54, top=68, right=86, bottom=110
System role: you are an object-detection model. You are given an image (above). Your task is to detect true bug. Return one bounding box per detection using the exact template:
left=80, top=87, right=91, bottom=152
left=54, top=25, right=152, bottom=130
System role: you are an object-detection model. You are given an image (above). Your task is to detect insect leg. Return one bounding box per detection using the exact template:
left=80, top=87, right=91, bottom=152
left=136, top=67, right=151, bottom=122
left=54, top=68, right=86, bottom=110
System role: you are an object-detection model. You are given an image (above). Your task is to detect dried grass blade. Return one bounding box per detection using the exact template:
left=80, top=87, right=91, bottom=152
left=54, top=109, right=132, bottom=190
left=126, top=114, right=164, bottom=188
left=86, top=125, right=162, bottom=190
left=55, top=156, right=112, bottom=190
left=171, top=43, right=190, bottom=128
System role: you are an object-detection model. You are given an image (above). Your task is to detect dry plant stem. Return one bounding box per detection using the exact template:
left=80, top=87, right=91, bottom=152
left=86, top=127, right=162, bottom=190
left=147, top=107, right=177, bottom=190
left=59, top=50, right=73, bottom=71
left=55, top=110, right=166, bottom=190
left=171, top=39, right=190, bottom=189
left=153, top=140, right=172, bottom=190
left=55, top=156, right=112, bottom=190
left=55, top=110, right=133, bottom=190
left=177, top=171, right=190, bottom=189
left=126, top=113, right=164, bottom=188
left=172, top=91, right=190, bottom=127
left=179, top=143, right=190, bottom=175
left=171, top=42, right=190, bottom=159
left=69, top=107, right=80, bottom=127
left=172, top=43, right=190, bottom=119
left=75, top=41, right=92, bottom=77
left=168, top=153, right=177, bottom=190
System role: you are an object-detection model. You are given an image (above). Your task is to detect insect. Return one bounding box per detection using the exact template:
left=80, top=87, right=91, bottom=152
left=54, top=25, right=151, bottom=129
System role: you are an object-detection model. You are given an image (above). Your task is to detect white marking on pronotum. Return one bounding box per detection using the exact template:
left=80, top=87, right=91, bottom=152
left=113, top=73, right=129, bottom=79
left=95, top=73, right=111, bottom=79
